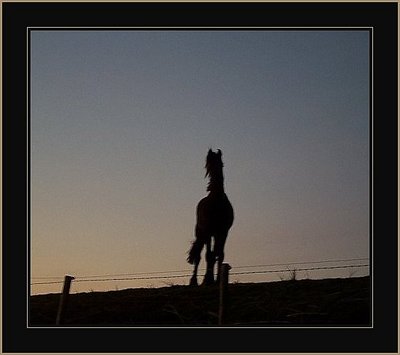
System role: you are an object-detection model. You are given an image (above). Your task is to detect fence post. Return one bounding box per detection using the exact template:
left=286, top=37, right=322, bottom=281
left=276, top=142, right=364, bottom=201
left=56, top=275, right=74, bottom=325
left=218, top=263, right=231, bottom=326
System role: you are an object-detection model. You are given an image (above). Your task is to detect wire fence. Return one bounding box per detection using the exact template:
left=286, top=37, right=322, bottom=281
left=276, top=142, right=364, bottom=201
left=30, top=257, right=370, bottom=286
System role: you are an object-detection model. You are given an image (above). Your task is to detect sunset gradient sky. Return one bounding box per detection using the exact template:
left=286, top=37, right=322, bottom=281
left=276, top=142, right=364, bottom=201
left=30, top=30, right=369, bottom=294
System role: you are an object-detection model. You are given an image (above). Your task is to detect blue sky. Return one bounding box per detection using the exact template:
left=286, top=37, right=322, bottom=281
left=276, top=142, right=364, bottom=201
left=31, top=30, right=369, bottom=294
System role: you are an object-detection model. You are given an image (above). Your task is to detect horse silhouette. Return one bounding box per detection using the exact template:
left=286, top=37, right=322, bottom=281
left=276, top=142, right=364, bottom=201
left=187, top=149, right=234, bottom=286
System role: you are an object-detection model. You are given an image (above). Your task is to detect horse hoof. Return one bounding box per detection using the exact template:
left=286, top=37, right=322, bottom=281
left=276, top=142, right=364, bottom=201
left=202, top=281, right=214, bottom=286
left=202, top=275, right=215, bottom=286
left=189, top=277, right=198, bottom=286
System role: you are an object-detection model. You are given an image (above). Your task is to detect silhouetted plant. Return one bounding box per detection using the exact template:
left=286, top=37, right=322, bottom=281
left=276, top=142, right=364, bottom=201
left=348, top=269, right=357, bottom=278
left=279, top=267, right=298, bottom=281
left=289, top=268, right=297, bottom=281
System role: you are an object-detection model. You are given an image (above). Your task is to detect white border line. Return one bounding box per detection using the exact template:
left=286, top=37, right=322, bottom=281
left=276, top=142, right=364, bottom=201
left=27, top=26, right=373, bottom=330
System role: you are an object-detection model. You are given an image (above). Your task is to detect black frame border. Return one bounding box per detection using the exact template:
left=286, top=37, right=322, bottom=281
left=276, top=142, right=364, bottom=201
left=3, top=2, right=398, bottom=353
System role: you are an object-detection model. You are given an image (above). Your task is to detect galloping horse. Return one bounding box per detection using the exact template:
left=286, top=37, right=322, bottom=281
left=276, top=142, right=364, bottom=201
left=187, top=149, right=234, bottom=286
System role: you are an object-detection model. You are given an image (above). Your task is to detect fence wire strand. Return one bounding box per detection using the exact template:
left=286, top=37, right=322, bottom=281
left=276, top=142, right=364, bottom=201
left=31, top=261, right=369, bottom=286
left=31, top=257, right=369, bottom=280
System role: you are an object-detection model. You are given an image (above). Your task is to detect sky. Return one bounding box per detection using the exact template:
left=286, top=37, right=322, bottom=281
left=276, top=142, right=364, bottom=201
left=30, top=30, right=370, bottom=295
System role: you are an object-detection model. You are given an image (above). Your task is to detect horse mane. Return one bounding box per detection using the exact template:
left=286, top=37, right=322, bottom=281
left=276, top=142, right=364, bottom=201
left=205, top=149, right=224, bottom=192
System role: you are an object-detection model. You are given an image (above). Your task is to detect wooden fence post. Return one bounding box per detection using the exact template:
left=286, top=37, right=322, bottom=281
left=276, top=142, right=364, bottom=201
left=218, top=263, right=231, bottom=326
left=56, top=275, right=74, bottom=325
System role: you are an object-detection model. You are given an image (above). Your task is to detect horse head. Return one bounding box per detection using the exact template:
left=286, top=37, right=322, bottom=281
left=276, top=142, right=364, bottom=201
left=205, top=149, right=224, bottom=178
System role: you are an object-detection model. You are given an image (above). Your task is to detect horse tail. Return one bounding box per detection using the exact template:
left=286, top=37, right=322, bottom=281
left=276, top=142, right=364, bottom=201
left=187, top=239, right=204, bottom=265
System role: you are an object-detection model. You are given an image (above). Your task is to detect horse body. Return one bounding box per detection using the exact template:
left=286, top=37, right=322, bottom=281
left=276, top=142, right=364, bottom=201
left=187, top=149, right=234, bottom=286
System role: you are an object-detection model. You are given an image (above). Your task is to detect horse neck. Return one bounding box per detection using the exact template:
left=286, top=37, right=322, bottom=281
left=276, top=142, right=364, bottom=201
left=207, top=169, right=225, bottom=195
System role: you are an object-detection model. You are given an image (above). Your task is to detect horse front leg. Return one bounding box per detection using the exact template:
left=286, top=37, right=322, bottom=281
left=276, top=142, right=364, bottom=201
left=215, top=232, right=228, bottom=283
left=203, top=239, right=215, bottom=285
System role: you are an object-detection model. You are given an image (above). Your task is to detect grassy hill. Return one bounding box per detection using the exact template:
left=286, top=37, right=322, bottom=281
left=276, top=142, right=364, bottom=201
left=30, top=276, right=370, bottom=327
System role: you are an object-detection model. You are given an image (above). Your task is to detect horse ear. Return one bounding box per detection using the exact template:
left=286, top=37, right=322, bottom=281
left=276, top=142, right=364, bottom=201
left=217, top=149, right=222, bottom=157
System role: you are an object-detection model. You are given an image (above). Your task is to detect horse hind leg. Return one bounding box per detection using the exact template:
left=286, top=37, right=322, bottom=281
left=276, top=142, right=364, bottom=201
left=188, top=239, right=203, bottom=286
left=190, top=257, right=200, bottom=286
